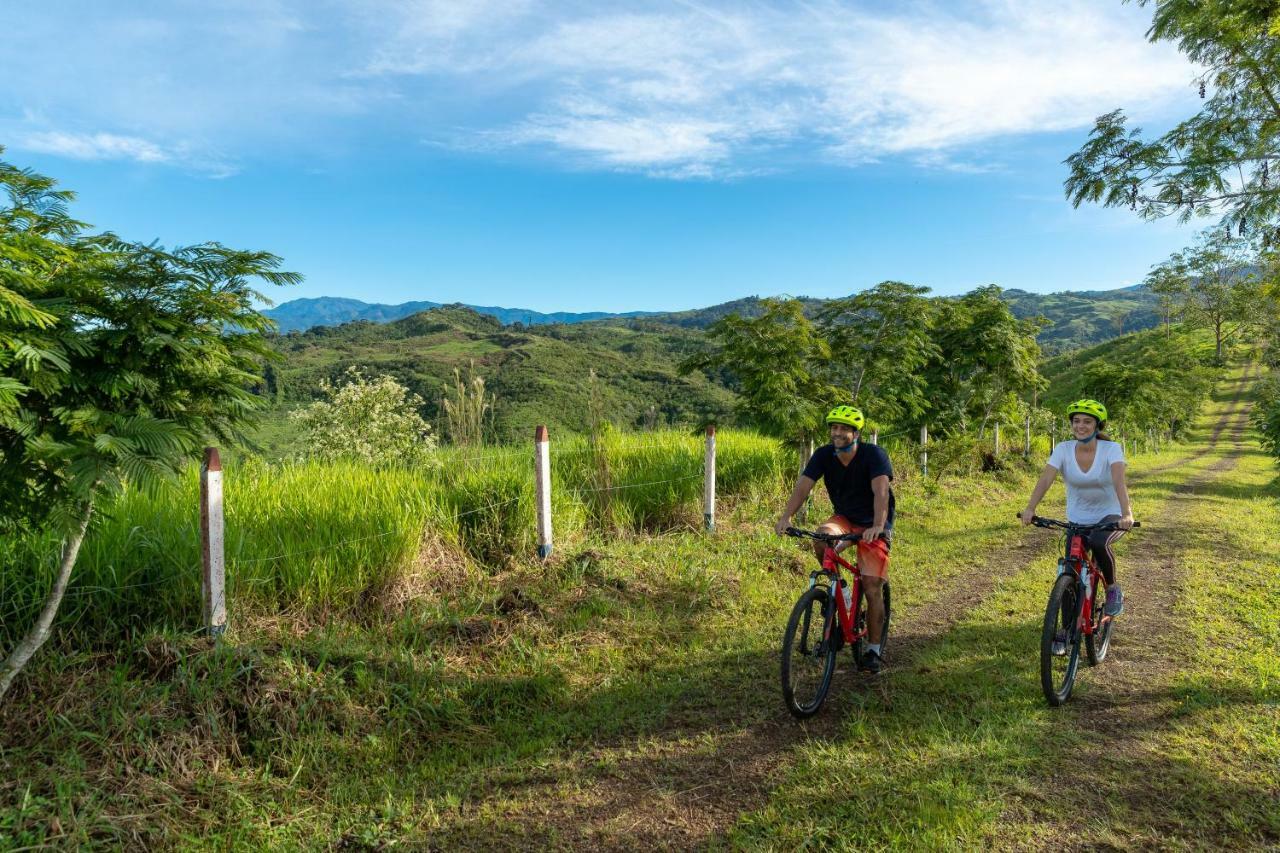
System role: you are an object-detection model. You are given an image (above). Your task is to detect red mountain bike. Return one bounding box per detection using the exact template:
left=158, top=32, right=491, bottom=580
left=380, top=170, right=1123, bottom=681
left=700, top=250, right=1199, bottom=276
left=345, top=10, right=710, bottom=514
left=1026, top=515, right=1139, bottom=706
left=779, top=527, right=892, bottom=718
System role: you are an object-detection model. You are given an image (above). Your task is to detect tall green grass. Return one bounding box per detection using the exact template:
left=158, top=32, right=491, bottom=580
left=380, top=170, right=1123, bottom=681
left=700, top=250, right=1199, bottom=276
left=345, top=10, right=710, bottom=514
left=0, top=429, right=789, bottom=644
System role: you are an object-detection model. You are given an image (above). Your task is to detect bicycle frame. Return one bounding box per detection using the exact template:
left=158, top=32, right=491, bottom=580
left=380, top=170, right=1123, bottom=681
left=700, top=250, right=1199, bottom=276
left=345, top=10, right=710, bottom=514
left=807, top=544, right=867, bottom=646
left=1060, top=533, right=1106, bottom=639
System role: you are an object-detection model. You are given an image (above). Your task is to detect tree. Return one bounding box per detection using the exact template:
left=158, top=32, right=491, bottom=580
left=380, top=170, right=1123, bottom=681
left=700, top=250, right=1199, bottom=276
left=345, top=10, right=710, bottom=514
left=814, top=281, right=938, bottom=427
left=678, top=297, right=838, bottom=442
left=921, top=286, right=1046, bottom=434
left=1145, top=260, right=1190, bottom=336
left=0, top=152, right=298, bottom=698
left=1147, top=228, right=1264, bottom=361
left=1065, top=1, right=1280, bottom=239
left=292, top=368, right=437, bottom=465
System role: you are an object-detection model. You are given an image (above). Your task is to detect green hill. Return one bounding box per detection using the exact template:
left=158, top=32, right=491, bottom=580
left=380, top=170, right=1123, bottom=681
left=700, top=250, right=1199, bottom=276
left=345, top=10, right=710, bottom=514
left=269, top=285, right=1162, bottom=356
left=269, top=306, right=736, bottom=444
left=261, top=284, right=1171, bottom=453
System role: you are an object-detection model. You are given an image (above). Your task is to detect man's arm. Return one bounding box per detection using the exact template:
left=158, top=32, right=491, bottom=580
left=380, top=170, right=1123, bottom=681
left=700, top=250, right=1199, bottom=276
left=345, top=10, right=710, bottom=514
left=862, top=475, right=890, bottom=541
left=775, top=475, right=817, bottom=535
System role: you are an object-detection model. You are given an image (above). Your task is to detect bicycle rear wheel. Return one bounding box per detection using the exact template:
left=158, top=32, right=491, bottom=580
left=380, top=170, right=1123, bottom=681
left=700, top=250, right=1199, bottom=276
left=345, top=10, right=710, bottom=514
left=1086, top=574, right=1114, bottom=666
left=781, top=586, right=838, bottom=718
left=1041, top=573, right=1082, bottom=706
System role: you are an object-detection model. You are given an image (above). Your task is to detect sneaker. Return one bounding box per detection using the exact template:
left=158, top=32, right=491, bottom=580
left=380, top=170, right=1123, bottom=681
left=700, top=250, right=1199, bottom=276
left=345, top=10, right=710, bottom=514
left=859, top=648, right=883, bottom=674
left=1051, top=631, right=1068, bottom=656
left=1104, top=584, right=1124, bottom=617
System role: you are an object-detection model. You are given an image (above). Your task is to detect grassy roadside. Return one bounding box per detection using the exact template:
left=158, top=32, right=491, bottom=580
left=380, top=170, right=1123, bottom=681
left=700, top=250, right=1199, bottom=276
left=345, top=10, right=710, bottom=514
left=729, top=364, right=1273, bottom=850
left=0, top=438, right=1056, bottom=847
left=0, top=369, right=1259, bottom=848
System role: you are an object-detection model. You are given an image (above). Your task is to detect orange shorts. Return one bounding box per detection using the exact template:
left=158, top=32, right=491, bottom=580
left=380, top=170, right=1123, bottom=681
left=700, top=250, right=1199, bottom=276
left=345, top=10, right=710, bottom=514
left=822, top=515, right=892, bottom=579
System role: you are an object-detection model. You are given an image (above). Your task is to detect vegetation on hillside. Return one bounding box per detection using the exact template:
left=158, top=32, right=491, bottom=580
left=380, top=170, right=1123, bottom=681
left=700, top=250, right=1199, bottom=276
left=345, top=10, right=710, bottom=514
left=1041, top=325, right=1222, bottom=440
left=0, top=152, right=296, bottom=695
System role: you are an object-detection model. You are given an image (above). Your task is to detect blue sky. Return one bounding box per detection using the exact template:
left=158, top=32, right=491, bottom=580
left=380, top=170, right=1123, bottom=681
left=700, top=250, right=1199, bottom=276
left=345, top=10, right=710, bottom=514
left=2, top=1, right=1206, bottom=313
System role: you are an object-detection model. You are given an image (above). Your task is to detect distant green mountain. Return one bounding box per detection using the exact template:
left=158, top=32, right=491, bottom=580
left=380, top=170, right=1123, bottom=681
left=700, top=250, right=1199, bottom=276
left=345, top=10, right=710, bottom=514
left=261, top=285, right=1168, bottom=449
left=268, top=285, right=1161, bottom=355
left=264, top=297, right=657, bottom=332
left=999, top=285, right=1160, bottom=355
left=269, top=307, right=736, bottom=444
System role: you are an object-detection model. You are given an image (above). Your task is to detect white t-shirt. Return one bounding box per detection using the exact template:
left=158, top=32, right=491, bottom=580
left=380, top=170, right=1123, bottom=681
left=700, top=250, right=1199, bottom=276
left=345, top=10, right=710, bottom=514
left=1047, top=439, right=1126, bottom=524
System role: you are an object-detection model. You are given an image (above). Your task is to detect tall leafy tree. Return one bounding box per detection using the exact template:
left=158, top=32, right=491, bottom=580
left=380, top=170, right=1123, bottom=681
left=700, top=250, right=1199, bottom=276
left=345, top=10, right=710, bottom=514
left=0, top=153, right=298, bottom=698
left=922, top=286, right=1046, bottom=434
left=679, top=297, right=838, bottom=442
left=1065, top=0, right=1280, bottom=238
left=814, top=281, right=938, bottom=426
left=1146, top=227, right=1264, bottom=361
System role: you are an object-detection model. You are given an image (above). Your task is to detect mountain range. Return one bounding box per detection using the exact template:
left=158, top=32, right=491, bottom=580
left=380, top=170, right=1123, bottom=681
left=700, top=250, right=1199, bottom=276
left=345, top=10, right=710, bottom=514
left=265, top=285, right=1159, bottom=354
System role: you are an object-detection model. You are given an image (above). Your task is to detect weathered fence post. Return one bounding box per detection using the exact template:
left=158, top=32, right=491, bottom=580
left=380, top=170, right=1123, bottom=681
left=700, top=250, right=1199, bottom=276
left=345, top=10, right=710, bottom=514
left=919, top=425, right=929, bottom=477
left=1024, top=415, right=1032, bottom=458
left=703, top=425, right=716, bottom=531
left=870, top=430, right=879, bottom=446
left=534, top=425, right=553, bottom=560
left=200, top=447, right=226, bottom=637
left=994, top=423, right=1001, bottom=457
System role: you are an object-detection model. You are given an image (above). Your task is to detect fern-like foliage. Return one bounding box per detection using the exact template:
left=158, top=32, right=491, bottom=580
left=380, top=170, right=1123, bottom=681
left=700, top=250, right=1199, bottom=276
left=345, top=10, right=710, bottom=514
left=0, top=147, right=299, bottom=531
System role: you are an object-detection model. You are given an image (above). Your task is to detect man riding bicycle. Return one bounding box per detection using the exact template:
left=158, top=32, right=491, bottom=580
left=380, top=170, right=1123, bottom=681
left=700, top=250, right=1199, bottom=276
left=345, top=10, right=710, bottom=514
left=775, top=405, right=894, bottom=673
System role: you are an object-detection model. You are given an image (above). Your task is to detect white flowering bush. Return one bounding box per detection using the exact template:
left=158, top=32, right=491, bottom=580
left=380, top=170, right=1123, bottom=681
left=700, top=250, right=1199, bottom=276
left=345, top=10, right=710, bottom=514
left=292, top=368, right=437, bottom=466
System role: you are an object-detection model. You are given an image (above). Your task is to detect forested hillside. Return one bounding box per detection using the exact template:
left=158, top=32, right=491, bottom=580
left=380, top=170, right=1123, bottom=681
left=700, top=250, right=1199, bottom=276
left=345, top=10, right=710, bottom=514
left=267, top=284, right=1161, bottom=354
left=268, top=306, right=737, bottom=443
left=263, top=283, right=1169, bottom=449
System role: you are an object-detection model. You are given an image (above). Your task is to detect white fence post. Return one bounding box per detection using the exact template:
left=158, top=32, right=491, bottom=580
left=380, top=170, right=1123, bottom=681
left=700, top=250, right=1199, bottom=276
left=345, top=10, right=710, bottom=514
left=200, top=447, right=226, bottom=637
left=534, top=425, right=553, bottom=560
left=994, top=423, right=1001, bottom=457
left=920, top=425, right=929, bottom=477
left=870, top=430, right=879, bottom=445
left=1024, top=415, right=1032, bottom=458
left=703, top=425, right=716, bottom=531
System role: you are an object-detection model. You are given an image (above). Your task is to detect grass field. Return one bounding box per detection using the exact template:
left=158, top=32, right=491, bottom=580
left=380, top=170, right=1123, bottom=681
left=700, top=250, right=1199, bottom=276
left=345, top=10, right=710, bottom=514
left=0, top=364, right=1275, bottom=849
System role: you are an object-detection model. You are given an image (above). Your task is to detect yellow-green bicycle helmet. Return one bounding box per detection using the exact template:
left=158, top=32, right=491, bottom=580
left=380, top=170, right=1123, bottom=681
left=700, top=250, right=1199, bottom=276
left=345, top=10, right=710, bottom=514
left=825, top=405, right=865, bottom=430
left=1065, top=398, right=1107, bottom=425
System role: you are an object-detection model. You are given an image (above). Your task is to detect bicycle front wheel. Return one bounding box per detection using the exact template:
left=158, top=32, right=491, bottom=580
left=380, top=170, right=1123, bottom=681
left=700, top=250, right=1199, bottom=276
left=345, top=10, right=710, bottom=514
left=1086, top=574, right=1114, bottom=666
left=781, top=586, right=838, bottom=718
left=1041, top=573, right=1082, bottom=707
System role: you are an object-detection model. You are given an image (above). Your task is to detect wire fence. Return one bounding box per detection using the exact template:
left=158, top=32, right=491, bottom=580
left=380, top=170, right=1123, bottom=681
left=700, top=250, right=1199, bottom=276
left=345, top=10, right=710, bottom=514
left=1, top=419, right=1179, bottom=638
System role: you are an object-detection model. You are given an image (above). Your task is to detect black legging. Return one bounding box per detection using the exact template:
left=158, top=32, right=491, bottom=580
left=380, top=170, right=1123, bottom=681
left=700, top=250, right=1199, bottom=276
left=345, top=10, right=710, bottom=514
left=1084, top=513, right=1127, bottom=585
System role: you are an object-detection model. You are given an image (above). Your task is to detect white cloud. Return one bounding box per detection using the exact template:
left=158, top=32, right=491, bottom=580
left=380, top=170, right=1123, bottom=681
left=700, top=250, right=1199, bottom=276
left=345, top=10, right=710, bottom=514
left=16, top=130, right=237, bottom=177
left=19, top=131, right=169, bottom=163
left=0, top=0, right=1197, bottom=179
left=357, top=0, right=1196, bottom=176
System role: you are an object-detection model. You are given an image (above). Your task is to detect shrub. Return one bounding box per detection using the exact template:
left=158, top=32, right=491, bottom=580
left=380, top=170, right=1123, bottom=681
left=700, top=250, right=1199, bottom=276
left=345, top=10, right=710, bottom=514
left=292, top=368, right=436, bottom=466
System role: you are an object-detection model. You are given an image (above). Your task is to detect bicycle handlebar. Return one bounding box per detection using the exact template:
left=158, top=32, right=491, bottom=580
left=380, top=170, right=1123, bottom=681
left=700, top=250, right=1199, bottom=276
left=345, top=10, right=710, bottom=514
left=784, top=526, right=867, bottom=543
left=1018, top=514, right=1141, bottom=531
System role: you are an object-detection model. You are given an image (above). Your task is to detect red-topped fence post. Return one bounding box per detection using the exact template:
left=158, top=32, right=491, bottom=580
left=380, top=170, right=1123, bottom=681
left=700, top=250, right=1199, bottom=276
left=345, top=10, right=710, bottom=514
left=200, top=447, right=226, bottom=637
left=534, top=425, right=553, bottom=560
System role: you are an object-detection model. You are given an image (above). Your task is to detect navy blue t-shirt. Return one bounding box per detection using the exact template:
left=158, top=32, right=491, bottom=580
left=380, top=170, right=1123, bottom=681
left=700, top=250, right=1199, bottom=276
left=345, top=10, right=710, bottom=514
left=801, top=442, right=895, bottom=529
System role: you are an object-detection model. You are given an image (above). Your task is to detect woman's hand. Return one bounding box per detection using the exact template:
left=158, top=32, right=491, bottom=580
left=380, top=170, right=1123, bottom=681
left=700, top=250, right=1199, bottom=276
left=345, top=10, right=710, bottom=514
left=1118, top=513, right=1134, bottom=530
left=1019, top=507, right=1036, bottom=526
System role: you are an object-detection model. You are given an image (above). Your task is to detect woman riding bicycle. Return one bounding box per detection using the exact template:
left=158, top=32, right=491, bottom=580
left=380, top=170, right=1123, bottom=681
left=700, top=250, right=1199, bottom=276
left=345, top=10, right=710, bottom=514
left=1020, top=399, right=1134, bottom=620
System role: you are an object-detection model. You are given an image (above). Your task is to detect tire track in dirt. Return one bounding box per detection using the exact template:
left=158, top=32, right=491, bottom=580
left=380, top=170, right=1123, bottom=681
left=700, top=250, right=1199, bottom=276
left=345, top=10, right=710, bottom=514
left=1011, top=366, right=1259, bottom=848
left=437, top=372, right=1257, bottom=851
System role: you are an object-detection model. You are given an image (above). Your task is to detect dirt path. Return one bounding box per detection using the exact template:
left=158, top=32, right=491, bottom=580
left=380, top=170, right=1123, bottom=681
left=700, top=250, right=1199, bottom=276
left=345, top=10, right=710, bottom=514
left=439, top=388, right=1252, bottom=850
left=1013, top=367, right=1258, bottom=846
